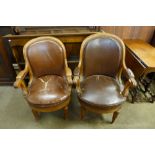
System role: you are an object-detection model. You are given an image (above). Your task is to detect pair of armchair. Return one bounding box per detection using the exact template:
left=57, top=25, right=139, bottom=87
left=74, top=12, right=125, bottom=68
left=14, top=33, right=136, bottom=123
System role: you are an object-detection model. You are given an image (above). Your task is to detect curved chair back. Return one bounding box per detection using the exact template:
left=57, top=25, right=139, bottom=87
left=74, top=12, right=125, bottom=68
left=23, top=37, right=68, bottom=78
left=78, top=33, right=126, bottom=78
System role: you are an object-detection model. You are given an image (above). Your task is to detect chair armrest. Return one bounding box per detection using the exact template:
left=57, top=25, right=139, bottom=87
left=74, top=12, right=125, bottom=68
left=66, top=67, right=72, bottom=85
left=74, top=66, right=80, bottom=76
left=73, top=67, right=82, bottom=94
left=121, top=68, right=137, bottom=97
left=14, top=67, right=29, bottom=94
left=73, top=67, right=80, bottom=85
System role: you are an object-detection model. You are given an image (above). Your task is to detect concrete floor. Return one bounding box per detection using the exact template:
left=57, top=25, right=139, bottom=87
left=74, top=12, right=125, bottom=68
left=0, top=86, right=155, bottom=129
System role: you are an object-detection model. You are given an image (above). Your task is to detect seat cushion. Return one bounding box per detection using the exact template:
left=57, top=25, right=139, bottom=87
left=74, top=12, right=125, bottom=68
left=78, top=75, right=126, bottom=107
left=27, top=75, right=71, bottom=107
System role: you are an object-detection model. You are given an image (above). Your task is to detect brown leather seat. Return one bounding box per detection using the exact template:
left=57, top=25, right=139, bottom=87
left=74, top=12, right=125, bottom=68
left=74, top=32, right=137, bottom=123
left=27, top=75, right=71, bottom=108
left=14, top=37, right=72, bottom=120
left=78, top=75, right=126, bottom=108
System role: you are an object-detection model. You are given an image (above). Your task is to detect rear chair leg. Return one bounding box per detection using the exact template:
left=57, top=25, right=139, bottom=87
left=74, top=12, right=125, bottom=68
left=64, top=106, right=68, bottom=120
left=111, top=111, right=119, bottom=124
left=32, top=109, right=40, bottom=121
left=80, top=106, right=86, bottom=120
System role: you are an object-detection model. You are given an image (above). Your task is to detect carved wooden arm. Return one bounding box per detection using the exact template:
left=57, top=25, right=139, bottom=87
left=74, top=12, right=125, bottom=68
left=66, top=67, right=72, bottom=85
left=73, top=67, right=82, bottom=94
left=73, top=67, right=80, bottom=84
left=14, top=65, right=29, bottom=95
left=121, top=68, right=137, bottom=97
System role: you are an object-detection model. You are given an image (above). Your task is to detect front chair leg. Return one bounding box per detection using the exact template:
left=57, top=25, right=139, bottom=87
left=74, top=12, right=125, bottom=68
left=111, top=111, right=119, bottom=124
left=32, top=109, right=40, bottom=121
left=80, top=106, right=86, bottom=120
left=64, top=106, right=68, bottom=120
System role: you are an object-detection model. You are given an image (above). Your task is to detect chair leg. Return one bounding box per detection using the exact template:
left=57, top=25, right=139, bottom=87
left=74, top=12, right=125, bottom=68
left=80, top=106, right=86, bottom=120
left=111, top=111, right=119, bottom=124
left=64, top=106, right=68, bottom=120
left=32, top=109, right=40, bottom=121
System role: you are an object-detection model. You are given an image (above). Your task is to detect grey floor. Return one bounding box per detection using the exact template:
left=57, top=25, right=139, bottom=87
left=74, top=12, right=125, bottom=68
left=0, top=86, right=155, bottom=129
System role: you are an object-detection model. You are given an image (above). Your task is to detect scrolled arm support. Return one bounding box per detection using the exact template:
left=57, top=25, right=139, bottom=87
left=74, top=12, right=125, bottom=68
left=121, top=68, right=137, bottom=97
left=66, top=67, right=73, bottom=85
left=14, top=66, right=29, bottom=95
left=73, top=67, right=80, bottom=84
left=73, top=67, right=82, bottom=95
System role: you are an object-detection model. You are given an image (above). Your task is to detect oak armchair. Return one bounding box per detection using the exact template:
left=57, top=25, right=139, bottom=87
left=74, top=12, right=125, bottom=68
left=74, top=32, right=137, bottom=123
left=14, top=36, right=72, bottom=120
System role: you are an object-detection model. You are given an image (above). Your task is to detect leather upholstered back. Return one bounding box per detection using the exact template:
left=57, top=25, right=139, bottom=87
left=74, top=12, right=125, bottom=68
left=24, top=37, right=66, bottom=78
left=81, top=33, right=124, bottom=78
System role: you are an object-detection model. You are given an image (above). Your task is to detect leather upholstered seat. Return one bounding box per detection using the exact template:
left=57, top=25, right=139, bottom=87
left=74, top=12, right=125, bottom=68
left=14, top=37, right=72, bottom=120
left=78, top=75, right=126, bottom=108
left=74, top=32, right=137, bottom=123
left=27, top=75, right=71, bottom=108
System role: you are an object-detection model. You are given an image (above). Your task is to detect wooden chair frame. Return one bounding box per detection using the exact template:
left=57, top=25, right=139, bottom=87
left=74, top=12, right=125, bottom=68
left=14, top=36, right=72, bottom=120
left=74, top=32, right=137, bottom=123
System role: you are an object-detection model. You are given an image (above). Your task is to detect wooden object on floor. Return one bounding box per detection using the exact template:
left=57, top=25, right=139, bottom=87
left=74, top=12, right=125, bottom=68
left=12, top=26, right=100, bottom=35
left=4, top=27, right=100, bottom=74
left=124, top=39, right=155, bottom=102
left=150, top=30, right=155, bottom=47
left=101, top=26, right=154, bottom=42
left=0, top=37, right=16, bottom=85
left=0, top=27, right=16, bottom=85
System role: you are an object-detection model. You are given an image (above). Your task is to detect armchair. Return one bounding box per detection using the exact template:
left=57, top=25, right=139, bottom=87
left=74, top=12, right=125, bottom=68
left=14, top=36, right=72, bottom=120
left=74, top=32, right=137, bottom=123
